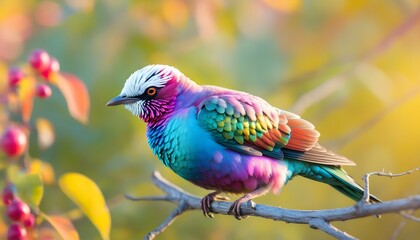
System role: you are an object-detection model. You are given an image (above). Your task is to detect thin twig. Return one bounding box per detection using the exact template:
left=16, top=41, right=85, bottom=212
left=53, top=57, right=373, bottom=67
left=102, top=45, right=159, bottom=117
left=390, top=209, right=419, bottom=239
left=327, top=86, right=420, bottom=148
left=144, top=201, right=190, bottom=240
left=390, top=220, right=407, bottom=240
left=400, top=211, right=420, bottom=222
left=289, top=7, right=420, bottom=115
left=361, top=167, right=420, bottom=203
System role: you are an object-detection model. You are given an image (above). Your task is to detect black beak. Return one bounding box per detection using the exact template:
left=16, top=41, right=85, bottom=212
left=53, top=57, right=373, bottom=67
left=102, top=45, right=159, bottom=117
left=106, top=95, right=139, bottom=106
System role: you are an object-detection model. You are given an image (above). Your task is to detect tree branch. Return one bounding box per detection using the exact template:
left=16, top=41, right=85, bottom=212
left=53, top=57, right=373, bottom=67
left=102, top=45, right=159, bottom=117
left=127, top=168, right=420, bottom=240
left=143, top=202, right=189, bottom=240
left=289, top=7, right=420, bottom=115
left=308, top=218, right=355, bottom=240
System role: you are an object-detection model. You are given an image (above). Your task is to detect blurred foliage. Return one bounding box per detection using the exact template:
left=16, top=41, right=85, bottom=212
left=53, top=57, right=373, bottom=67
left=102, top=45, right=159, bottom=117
left=1, top=0, right=420, bottom=239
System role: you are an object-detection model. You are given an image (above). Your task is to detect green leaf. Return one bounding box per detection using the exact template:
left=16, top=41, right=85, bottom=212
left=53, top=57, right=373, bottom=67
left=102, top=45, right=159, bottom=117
left=59, top=173, right=110, bottom=240
left=14, top=173, right=44, bottom=209
left=43, top=214, right=80, bottom=240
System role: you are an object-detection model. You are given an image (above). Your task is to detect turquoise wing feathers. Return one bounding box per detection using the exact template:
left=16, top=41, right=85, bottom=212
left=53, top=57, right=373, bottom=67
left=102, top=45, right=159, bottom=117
left=197, top=94, right=356, bottom=166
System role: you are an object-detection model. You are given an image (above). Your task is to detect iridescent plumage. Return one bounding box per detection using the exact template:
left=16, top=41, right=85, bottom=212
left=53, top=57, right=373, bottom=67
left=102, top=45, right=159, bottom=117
left=107, top=64, right=380, bottom=219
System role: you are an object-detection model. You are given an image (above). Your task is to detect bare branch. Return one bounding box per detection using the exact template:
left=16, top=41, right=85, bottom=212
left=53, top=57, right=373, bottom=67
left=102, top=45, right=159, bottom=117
left=400, top=211, right=420, bottom=222
left=144, top=201, right=189, bottom=240
left=390, top=220, right=408, bottom=240
left=289, top=8, right=420, bottom=115
left=361, top=167, right=420, bottom=203
left=128, top=169, right=420, bottom=239
left=326, top=86, right=420, bottom=148
left=309, top=218, right=356, bottom=240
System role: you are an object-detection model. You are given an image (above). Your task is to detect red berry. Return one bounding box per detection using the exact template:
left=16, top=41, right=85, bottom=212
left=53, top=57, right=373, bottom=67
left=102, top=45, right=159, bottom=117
left=7, top=199, right=31, bottom=222
left=35, top=84, right=52, bottom=99
left=23, top=214, right=35, bottom=228
left=7, top=223, right=27, bottom=240
left=8, top=67, right=25, bottom=87
left=2, top=184, right=15, bottom=205
left=0, top=126, right=27, bottom=158
left=28, top=49, right=50, bottom=72
left=40, top=57, right=60, bottom=80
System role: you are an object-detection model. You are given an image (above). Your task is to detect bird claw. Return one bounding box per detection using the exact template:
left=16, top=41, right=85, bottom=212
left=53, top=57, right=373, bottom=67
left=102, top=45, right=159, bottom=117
left=201, top=195, right=214, bottom=218
left=228, top=199, right=256, bottom=220
left=201, top=192, right=229, bottom=218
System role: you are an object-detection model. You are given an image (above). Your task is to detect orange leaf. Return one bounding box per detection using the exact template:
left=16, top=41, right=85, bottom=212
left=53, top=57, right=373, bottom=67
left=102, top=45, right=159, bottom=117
left=17, top=76, right=36, bottom=123
left=56, top=73, right=90, bottom=124
left=44, top=215, right=80, bottom=240
left=37, top=226, right=61, bottom=240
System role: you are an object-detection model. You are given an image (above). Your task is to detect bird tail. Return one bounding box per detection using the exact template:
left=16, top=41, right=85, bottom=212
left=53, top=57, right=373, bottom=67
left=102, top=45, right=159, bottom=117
left=302, top=165, right=381, bottom=203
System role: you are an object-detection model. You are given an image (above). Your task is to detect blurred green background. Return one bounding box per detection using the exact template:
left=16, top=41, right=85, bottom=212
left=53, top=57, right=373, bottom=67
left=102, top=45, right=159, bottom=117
left=1, top=0, right=420, bottom=239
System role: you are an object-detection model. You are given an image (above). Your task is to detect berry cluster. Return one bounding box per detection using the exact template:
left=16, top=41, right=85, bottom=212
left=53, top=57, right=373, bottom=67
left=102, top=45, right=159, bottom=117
left=2, top=49, right=61, bottom=239
left=1, top=48, right=92, bottom=239
left=7, top=49, right=61, bottom=99
left=2, top=184, right=36, bottom=240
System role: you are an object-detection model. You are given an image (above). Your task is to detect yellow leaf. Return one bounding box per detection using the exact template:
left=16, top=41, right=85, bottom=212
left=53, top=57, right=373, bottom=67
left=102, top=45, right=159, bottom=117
left=36, top=118, right=55, bottom=150
left=59, top=173, right=110, bottom=240
left=43, top=214, right=80, bottom=240
left=29, top=159, right=55, bottom=185
left=55, top=73, right=90, bottom=124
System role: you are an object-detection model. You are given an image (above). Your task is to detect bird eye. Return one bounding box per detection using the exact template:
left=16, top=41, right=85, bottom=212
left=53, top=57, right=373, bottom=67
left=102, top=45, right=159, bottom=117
left=146, top=87, right=157, bottom=96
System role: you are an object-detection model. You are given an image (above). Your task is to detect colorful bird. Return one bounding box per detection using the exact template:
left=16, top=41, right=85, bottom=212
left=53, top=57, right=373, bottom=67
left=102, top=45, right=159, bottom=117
left=107, top=64, right=380, bottom=219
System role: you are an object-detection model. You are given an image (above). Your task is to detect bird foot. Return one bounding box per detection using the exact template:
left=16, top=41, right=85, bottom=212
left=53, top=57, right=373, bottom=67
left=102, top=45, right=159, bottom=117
left=201, top=192, right=230, bottom=218
left=228, top=198, right=256, bottom=220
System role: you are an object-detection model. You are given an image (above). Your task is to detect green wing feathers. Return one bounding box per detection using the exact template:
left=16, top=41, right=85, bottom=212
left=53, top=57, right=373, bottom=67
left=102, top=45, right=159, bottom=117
left=303, top=165, right=381, bottom=203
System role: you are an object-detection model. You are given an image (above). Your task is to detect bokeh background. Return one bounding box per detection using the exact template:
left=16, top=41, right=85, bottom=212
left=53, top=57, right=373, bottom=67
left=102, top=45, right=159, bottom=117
left=1, top=0, right=420, bottom=239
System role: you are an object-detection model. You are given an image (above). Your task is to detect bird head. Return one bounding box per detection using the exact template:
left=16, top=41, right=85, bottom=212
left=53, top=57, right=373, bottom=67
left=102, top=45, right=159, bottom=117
left=106, top=64, right=184, bottom=123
